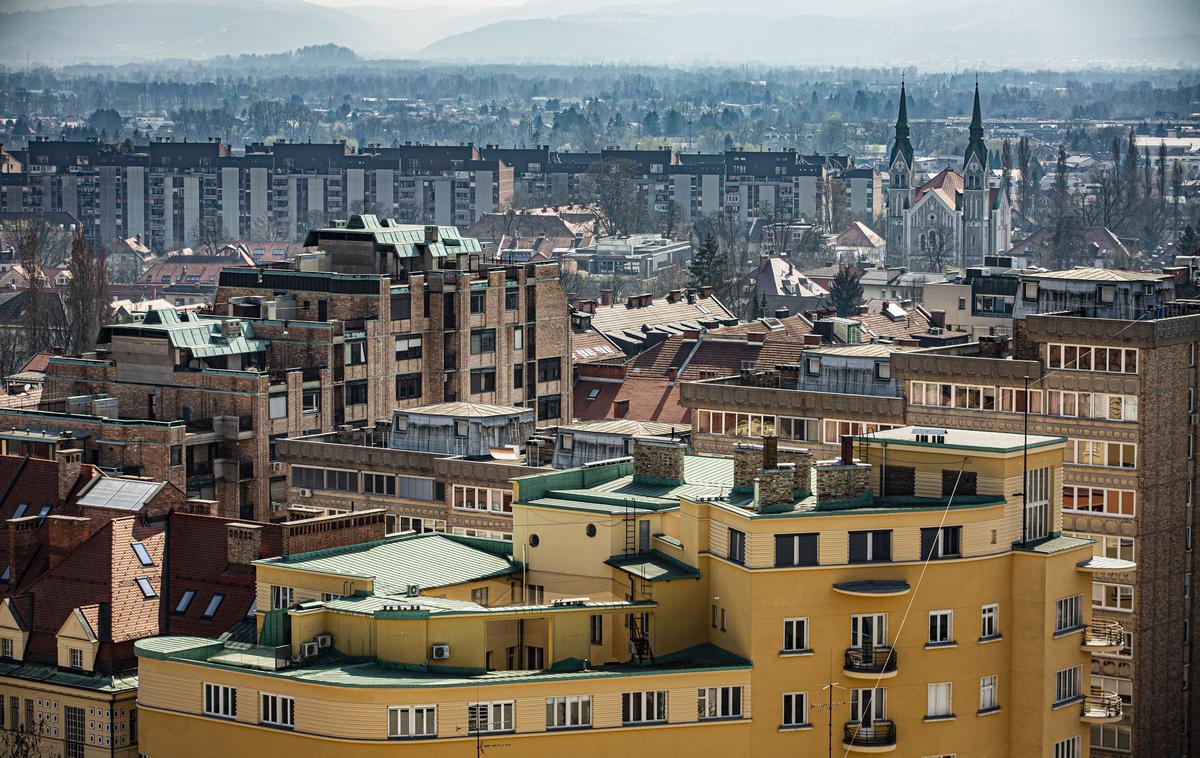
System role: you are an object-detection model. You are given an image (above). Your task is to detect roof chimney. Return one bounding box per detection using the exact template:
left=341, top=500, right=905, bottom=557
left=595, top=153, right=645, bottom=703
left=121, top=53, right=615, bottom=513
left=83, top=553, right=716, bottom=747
left=48, top=515, right=92, bottom=569
left=929, top=309, right=946, bottom=329
left=632, top=436, right=686, bottom=486
left=57, top=448, right=82, bottom=503
left=613, top=398, right=629, bottom=418
left=762, top=435, right=778, bottom=470
left=227, top=523, right=263, bottom=567
left=840, top=435, right=854, bottom=465
left=746, top=332, right=766, bottom=345
left=599, top=289, right=615, bottom=306
left=6, top=517, right=42, bottom=586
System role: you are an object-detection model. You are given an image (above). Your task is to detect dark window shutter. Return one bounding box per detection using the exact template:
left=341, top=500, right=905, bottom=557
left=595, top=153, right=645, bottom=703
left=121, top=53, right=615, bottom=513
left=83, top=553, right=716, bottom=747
left=849, top=532, right=867, bottom=562
left=920, top=528, right=938, bottom=561
left=873, top=531, right=892, bottom=561
left=775, top=535, right=794, bottom=567
left=797, top=534, right=818, bottom=565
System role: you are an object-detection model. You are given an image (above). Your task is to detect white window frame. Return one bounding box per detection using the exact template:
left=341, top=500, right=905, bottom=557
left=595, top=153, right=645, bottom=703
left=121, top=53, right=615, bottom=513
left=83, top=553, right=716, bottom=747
left=1061, top=486, right=1135, bottom=518
left=69, top=648, right=83, bottom=669
left=260, top=693, right=294, bottom=729
left=466, top=701, right=514, bottom=734
left=1054, top=735, right=1081, bottom=758
left=1088, top=724, right=1131, bottom=753
left=783, top=617, right=809, bottom=653
left=979, top=675, right=998, bottom=712
left=782, top=691, right=808, bottom=727
left=1054, top=666, right=1082, bottom=705
left=388, top=705, right=437, bottom=739
left=545, top=695, right=592, bottom=729
left=697, top=686, right=743, bottom=720
left=980, top=604, right=999, bottom=640
left=926, top=682, right=952, bottom=718
left=270, top=585, right=293, bottom=610
left=928, top=609, right=953, bottom=645
left=1055, top=595, right=1083, bottom=632
left=1092, top=583, right=1134, bottom=613
left=203, top=683, right=237, bottom=719
left=621, top=690, right=667, bottom=724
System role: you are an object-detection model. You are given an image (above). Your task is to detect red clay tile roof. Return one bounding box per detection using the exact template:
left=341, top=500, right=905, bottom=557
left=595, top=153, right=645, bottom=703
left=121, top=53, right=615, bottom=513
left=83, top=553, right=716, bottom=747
left=15, top=352, right=54, bottom=375
left=165, top=511, right=283, bottom=640
left=1007, top=226, right=1130, bottom=260
left=588, top=294, right=735, bottom=342
left=913, top=168, right=963, bottom=207
left=571, top=328, right=624, bottom=363
left=846, top=302, right=932, bottom=340
left=835, top=221, right=885, bottom=249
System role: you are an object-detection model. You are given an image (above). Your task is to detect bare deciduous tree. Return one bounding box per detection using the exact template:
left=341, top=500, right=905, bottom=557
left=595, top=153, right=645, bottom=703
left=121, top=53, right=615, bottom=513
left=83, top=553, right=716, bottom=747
left=66, top=228, right=109, bottom=355
left=580, top=159, right=647, bottom=237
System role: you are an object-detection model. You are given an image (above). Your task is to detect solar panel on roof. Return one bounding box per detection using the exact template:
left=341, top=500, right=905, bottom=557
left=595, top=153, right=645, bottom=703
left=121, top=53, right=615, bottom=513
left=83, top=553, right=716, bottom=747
left=76, top=478, right=160, bottom=511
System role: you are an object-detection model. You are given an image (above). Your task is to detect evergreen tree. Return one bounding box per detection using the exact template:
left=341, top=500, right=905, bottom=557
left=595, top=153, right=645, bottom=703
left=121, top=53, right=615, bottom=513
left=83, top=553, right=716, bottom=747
left=828, top=266, right=862, bottom=317
left=688, top=234, right=727, bottom=289
left=1049, top=144, right=1084, bottom=269
left=642, top=110, right=661, bottom=137
left=1123, top=129, right=1139, bottom=205
left=1017, top=137, right=1032, bottom=217
left=1178, top=226, right=1200, bottom=256
left=1000, top=138, right=1012, bottom=202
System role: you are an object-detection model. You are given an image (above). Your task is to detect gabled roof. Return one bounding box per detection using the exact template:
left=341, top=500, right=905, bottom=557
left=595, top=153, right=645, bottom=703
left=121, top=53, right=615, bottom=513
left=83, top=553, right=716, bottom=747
left=750, top=258, right=829, bottom=299
left=75, top=477, right=166, bottom=512
left=834, top=222, right=885, bottom=249
left=586, top=293, right=736, bottom=349
left=913, top=168, right=963, bottom=208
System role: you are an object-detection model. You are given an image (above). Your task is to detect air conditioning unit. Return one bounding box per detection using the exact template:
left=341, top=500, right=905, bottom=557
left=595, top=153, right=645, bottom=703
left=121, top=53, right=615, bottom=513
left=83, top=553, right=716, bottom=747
left=294, top=488, right=313, bottom=497
left=1191, top=413, right=1199, bottom=425
left=550, top=597, right=590, bottom=607
left=270, top=461, right=285, bottom=474
left=430, top=644, right=450, bottom=660
left=300, top=641, right=319, bottom=658
left=315, top=633, right=332, bottom=649
left=406, top=584, right=420, bottom=597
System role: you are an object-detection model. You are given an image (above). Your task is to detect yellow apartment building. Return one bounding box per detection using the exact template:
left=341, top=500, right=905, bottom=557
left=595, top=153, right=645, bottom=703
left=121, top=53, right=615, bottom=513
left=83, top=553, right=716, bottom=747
left=133, top=427, right=1118, bottom=757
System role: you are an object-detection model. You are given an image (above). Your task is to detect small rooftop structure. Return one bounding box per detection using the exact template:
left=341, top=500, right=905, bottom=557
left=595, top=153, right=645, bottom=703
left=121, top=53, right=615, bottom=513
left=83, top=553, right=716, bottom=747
left=390, top=403, right=534, bottom=458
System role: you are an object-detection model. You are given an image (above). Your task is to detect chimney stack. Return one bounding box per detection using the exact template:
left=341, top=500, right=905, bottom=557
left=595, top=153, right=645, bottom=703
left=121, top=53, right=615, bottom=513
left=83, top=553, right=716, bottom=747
left=182, top=499, right=220, bottom=516
left=7, top=517, right=42, bottom=585
left=840, top=435, right=854, bottom=465
left=599, top=289, right=615, bottom=306
left=929, top=309, right=946, bottom=329
left=613, top=398, right=629, bottom=418
left=631, top=437, right=686, bottom=486
left=57, top=448, right=83, bottom=503
left=762, top=435, right=778, bottom=470
left=48, top=515, right=92, bottom=569
left=227, top=523, right=264, bottom=567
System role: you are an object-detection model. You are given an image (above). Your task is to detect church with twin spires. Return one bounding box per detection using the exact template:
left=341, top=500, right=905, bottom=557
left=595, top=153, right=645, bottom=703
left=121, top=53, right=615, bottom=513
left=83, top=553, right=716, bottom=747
left=886, top=83, right=1011, bottom=269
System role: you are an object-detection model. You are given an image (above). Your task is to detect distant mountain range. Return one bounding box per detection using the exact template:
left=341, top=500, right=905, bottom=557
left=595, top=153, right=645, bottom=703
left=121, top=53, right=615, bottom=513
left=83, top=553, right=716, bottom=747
left=0, top=0, right=1197, bottom=68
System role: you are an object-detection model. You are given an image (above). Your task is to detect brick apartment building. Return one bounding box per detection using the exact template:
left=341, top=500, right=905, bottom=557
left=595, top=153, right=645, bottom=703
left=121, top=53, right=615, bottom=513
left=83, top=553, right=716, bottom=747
left=7, top=215, right=571, bottom=522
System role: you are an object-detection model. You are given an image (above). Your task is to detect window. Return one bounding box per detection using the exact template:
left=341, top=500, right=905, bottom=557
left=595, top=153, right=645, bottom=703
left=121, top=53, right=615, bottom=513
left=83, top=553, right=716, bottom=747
left=849, top=530, right=892, bottom=563
left=271, top=585, right=293, bottom=610
left=363, top=473, right=396, bottom=496
left=920, top=527, right=961, bottom=560
left=203, top=684, right=237, bottom=718
left=514, top=363, right=524, bottom=389
left=1093, top=583, right=1134, bottom=612
left=851, top=614, right=887, bottom=648
left=131, top=542, right=154, bottom=567
left=727, top=528, right=746, bottom=564
left=823, top=419, right=897, bottom=445
left=453, top=485, right=512, bottom=513
left=1054, top=735, right=1082, bottom=758
left=471, top=587, right=489, bottom=606
left=389, top=705, right=436, bottom=738
left=1046, top=344, right=1137, bottom=374
left=260, top=694, right=294, bottom=729
left=135, top=577, right=156, bottom=598
left=65, top=706, right=84, bottom=758
left=1055, top=595, right=1083, bottom=632
left=928, top=610, right=953, bottom=645
left=874, top=361, right=890, bottom=380
left=69, top=648, right=83, bottom=669
left=782, top=692, right=808, bottom=727
left=345, top=380, right=367, bottom=406
left=1062, top=486, right=1135, bottom=517
left=927, top=682, right=952, bottom=718
left=622, top=691, right=667, bottom=724
left=1090, top=724, right=1131, bottom=752
left=394, top=334, right=422, bottom=361
left=395, top=373, right=422, bottom=400
left=269, top=393, right=287, bottom=419
left=980, top=604, right=999, bottom=639
left=1054, top=666, right=1082, bottom=705
left=537, top=357, right=562, bottom=383
left=344, top=339, right=366, bottom=366
left=537, top=394, right=562, bottom=420
left=783, top=618, right=809, bottom=652
left=0, top=637, right=12, bottom=658
left=1023, top=466, right=1051, bottom=541
left=301, top=389, right=320, bottom=414
left=467, top=701, right=513, bottom=734
left=1064, top=440, right=1136, bottom=469
left=697, top=686, right=742, bottom=720
left=202, top=594, right=224, bottom=619
left=397, top=475, right=435, bottom=501
left=590, top=614, right=604, bottom=645
left=526, top=584, right=545, bottom=604
left=775, top=533, right=818, bottom=567
left=979, top=675, right=998, bottom=712
left=546, top=695, right=592, bottom=729
left=505, top=289, right=518, bottom=310
left=469, top=368, right=496, bottom=393
left=778, top=416, right=819, bottom=442
left=997, top=387, right=1043, bottom=414
left=470, top=328, right=496, bottom=355
left=469, top=290, right=487, bottom=314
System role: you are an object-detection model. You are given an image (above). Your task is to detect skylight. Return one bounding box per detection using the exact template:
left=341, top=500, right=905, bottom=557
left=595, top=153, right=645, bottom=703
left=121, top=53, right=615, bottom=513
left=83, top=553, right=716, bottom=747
left=135, top=577, right=157, bottom=598
left=12, top=503, right=27, bottom=519
left=0, top=565, right=9, bottom=583
left=131, top=542, right=154, bottom=567
left=586, top=388, right=600, bottom=400
left=175, top=589, right=195, bottom=614
left=202, top=594, right=224, bottom=619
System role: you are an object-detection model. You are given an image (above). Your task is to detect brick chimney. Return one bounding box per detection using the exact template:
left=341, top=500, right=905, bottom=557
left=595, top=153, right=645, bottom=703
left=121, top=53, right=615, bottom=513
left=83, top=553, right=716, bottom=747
left=56, top=449, right=82, bottom=503
left=577, top=299, right=596, bottom=314
left=631, top=437, right=685, bottom=486
left=666, top=289, right=683, bottom=303
left=747, top=332, right=766, bottom=345
left=7, top=516, right=42, bottom=583
left=733, top=443, right=761, bottom=492
left=613, top=398, right=629, bottom=418
left=599, top=289, right=615, bottom=306
left=812, top=437, right=872, bottom=506
left=803, top=334, right=822, bottom=346
left=929, top=309, right=946, bottom=329
left=182, top=499, right=220, bottom=516
left=227, top=523, right=264, bottom=567
left=778, top=446, right=814, bottom=496
left=47, top=515, right=92, bottom=569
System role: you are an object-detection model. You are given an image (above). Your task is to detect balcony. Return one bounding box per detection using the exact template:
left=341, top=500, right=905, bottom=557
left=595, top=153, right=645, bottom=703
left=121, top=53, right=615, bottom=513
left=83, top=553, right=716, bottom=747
left=1081, top=619, right=1125, bottom=653
left=1079, top=688, right=1122, bottom=724
left=843, top=646, right=897, bottom=679
left=842, top=721, right=896, bottom=753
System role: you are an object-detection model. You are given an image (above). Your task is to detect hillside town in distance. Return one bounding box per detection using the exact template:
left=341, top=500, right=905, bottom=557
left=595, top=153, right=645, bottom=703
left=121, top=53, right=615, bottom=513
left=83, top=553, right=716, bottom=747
left=0, top=20, right=1198, bottom=758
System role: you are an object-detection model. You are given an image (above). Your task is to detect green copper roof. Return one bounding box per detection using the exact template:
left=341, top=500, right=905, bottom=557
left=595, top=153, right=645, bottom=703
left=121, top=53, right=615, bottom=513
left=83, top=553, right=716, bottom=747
left=889, top=82, right=914, bottom=169
left=964, top=83, right=988, bottom=170
left=0, top=660, right=138, bottom=693
left=606, top=551, right=700, bottom=582
left=255, top=533, right=520, bottom=591
left=303, top=215, right=482, bottom=257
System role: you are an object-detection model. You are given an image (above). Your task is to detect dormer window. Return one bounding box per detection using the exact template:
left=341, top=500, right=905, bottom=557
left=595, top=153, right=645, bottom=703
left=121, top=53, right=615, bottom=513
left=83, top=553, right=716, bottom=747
left=135, top=577, right=157, bottom=599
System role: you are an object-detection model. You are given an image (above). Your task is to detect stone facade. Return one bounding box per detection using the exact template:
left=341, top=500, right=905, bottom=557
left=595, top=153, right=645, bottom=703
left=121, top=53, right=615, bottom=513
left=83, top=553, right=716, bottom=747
left=632, top=438, right=686, bottom=485
left=755, top=465, right=796, bottom=510
left=813, top=461, right=872, bottom=505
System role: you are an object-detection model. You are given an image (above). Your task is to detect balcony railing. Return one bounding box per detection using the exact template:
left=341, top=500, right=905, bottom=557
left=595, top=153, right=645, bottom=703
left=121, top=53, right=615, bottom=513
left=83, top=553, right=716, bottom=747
left=1080, top=687, right=1122, bottom=722
left=843, top=720, right=896, bottom=749
left=843, top=646, right=897, bottom=675
left=1082, top=618, right=1124, bottom=650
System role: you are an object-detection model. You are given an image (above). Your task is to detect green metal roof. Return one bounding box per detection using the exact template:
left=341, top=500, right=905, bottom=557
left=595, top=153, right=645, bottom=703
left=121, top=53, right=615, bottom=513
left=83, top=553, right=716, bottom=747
left=256, top=533, right=520, bottom=591
left=134, top=640, right=749, bottom=690
left=606, top=551, right=700, bottom=582
left=303, top=215, right=483, bottom=257
left=1013, top=534, right=1093, bottom=555
left=0, top=660, right=138, bottom=693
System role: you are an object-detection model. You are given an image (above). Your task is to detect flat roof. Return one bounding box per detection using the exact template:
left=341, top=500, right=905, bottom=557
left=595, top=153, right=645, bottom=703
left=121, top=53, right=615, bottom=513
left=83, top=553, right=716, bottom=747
left=858, top=426, right=1065, bottom=453
left=255, top=533, right=520, bottom=590
left=397, top=402, right=529, bottom=418
left=1026, top=267, right=1169, bottom=283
